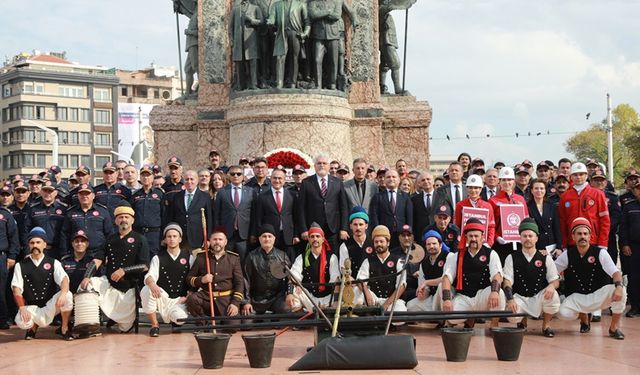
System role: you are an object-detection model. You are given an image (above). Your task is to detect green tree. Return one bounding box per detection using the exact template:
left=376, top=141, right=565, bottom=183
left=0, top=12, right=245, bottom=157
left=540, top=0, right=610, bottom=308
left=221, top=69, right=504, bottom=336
left=565, top=103, right=639, bottom=187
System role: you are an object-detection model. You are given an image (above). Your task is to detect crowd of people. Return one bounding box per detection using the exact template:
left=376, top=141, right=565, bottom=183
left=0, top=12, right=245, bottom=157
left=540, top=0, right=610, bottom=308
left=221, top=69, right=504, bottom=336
left=1, top=149, right=638, bottom=343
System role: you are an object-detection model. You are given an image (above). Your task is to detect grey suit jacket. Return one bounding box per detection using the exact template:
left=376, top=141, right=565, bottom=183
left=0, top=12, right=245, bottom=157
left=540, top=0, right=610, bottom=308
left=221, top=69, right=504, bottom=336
left=214, top=184, right=256, bottom=240
left=343, top=178, right=377, bottom=213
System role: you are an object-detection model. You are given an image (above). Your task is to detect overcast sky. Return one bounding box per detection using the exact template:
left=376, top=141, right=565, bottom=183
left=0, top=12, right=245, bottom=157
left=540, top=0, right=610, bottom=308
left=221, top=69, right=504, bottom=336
left=2, top=0, right=639, bottom=166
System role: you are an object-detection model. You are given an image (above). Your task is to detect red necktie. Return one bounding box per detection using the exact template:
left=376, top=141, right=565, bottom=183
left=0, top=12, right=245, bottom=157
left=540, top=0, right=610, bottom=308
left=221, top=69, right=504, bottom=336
left=233, top=186, right=240, bottom=208
left=275, top=190, right=282, bottom=213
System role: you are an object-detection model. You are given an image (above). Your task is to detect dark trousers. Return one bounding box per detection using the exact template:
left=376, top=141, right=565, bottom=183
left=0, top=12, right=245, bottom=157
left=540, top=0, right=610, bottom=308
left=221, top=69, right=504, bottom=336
left=0, top=253, right=8, bottom=323
left=186, top=291, right=237, bottom=326
left=275, top=231, right=295, bottom=263
left=139, top=229, right=161, bottom=258
left=493, top=242, right=522, bottom=266
left=227, top=231, right=248, bottom=264
left=628, top=243, right=640, bottom=309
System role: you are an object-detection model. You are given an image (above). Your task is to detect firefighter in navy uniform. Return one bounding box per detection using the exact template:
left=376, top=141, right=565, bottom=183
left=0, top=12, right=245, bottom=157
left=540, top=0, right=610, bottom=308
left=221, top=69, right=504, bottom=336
left=8, top=180, right=31, bottom=258
left=589, top=170, right=622, bottom=266
left=28, top=180, right=67, bottom=259
left=11, top=227, right=74, bottom=340
left=161, top=156, right=184, bottom=215
left=80, top=203, right=150, bottom=333
left=141, top=223, right=193, bottom=337
left=424, top=205, right=460, bottom=252
left=619, top=170, right=640, bottom=208
left=59, top=184, right=114, bottom=258
left=619, top=181, right=640, bottom=318
left=355, top=225, right=407, bottom=313
left=131, top=164, right=164, bottom=257
left=94, top=161, right=132, bottom=224
left=407, top=230, right=450, bottom=312
left=0, top=203, right=19, bottom=330
left=65, top=165, right=92, bottom=208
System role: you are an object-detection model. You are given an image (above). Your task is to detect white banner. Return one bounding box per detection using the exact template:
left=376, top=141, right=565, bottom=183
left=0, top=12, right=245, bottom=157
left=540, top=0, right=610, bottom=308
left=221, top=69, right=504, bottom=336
left=117, top=103, right=156, bottom=167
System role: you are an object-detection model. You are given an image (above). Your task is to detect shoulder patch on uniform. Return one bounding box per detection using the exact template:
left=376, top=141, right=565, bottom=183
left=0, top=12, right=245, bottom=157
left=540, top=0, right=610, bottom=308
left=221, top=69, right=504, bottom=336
left=95, top=202, right=108, bottom=209
left=58, top=201, right=69, bottom=208
left=60, top=254, right=71, bottom=261
left=226, top=251, right=239, bottom=257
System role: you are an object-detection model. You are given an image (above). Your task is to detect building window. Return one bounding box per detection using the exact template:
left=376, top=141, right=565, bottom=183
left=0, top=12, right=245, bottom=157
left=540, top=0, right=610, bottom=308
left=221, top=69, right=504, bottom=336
left=21, top=106, right=34, bottom=119
left=36, top=154, right=46, bottom=168
left=154, top=89, right=160, bottom=99
left=58, top=154, right=68, bottom=169
left=35, top=105, right=45, bottom=120
left=95, top=109, right=111, bottom=124
left=58, top=85, right=84, bottom=98
left=94, top=87, right=111, bottom=102
left=79, top=132, right=90, bottom=145
left=135, top=86, right=148, bottom=98
left=3, top=84, right=12, bottom=97
left=95, top=133, right=111, bottom=146
left=22, top=154, right=34, bottom=167
left=57, top=107, right=68, bottom=121
left=121, top=87, right=128, bottom=96
left=58, top=131, right=68, bottom=144
left=96, top=155, right=111, bottom=167
left=69, top=108, right=79, bottom=122
left=81, top=155, right=91, bottom=166
left=69, top=132, right=79, bottom=144
left=36, top=130, right=46, bottom=144
left=22, top=82, right=34, bottom=94
left=79, top=108, right=89, bottom=122
left=69, top=155, right=79, bottom=167
left=35, top=83, right=44, bottom=94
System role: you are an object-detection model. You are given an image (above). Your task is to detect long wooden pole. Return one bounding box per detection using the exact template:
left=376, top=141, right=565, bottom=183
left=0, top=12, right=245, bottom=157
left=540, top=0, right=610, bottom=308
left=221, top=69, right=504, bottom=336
left=201, top=208, right=215, bottom=333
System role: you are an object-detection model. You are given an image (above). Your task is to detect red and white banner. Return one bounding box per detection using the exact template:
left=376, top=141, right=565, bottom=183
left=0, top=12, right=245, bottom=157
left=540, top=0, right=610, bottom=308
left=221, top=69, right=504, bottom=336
left=500, top=204, right=526, bottom=242
left=461, top=207, right=489, bottom=242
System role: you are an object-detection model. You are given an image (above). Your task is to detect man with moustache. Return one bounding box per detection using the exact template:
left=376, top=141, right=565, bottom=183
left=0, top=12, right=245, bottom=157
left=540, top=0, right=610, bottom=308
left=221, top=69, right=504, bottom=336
left=455, top=174, right=496, bottom=249
left=11, top=227, right=73, bottom=340
left=339, top=207, right=373, bottom=277
left=503, top=219, right=560, bottom=337
left=242, top=224, right=291, bottom=317
left=141, top=223, right=193, bottom=337
left=288, top=223, right=340, bottom=311
left=407, top=230, right=450, bottom=312
left=344, top=158, right=377, bottom=213
left=424, top=205, right=460, bottom=252
left=131, top=165, right=165, bottom=257
left=162, top=156, right=184, bottom=209
left=393, top=225, right=424, bottom=303
left=93, top=161, right=132, bottom=222
left=441, top=218, right=505, bottom=328
left=354, top=225, right=406, bottom=313
left=186, top=230, right=244, bottom=324
left=28, top=180, right=67, bottom=259
left=555, top=218, right=626, bottom=339
left=79, top=202, right=150, bottom=333
left=548, top=172, right=570, bottom=206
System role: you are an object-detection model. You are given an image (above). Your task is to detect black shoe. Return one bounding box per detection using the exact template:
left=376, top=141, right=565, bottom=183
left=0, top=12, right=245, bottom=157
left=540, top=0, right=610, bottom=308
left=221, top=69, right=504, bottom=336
left=609, top=329, right=625, bottom=340
left=542, top=327, right=555, bottom=338
left=62, top=329, right=74, bottom=341
left=580, top=322, right=591, bottom=333
left=149, top=326, right=160, bottom=337
left=591, top=314, right=601, bottom=323
left=0, top=322, right=10, bottom=330
left=517, top=322, right=527, bottom=329
left=171, top=322, right=182, bottom=333
left=25, top=329, right=37, bottom=340
left=626, top=308, right=639, bottom=318
left=106, top=319, right=117, bottom=329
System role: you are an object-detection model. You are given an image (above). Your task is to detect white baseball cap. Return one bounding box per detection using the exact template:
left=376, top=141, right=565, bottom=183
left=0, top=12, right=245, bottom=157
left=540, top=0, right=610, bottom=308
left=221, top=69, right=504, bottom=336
left=466, top=174, right=484, bottom=188
left=570, top=162, right=588, bottom=175
left=498, top=167, right=515, bottom=179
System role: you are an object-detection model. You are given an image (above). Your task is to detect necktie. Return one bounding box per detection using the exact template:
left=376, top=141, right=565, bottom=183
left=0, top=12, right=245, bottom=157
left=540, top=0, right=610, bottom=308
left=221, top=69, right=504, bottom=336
left=489, top=189, right=495, bottom=199
left=186, top=193, right=193, bottom=209
left=275, top=190, right=282, bottom=213
left=321, top=178, right=327, bottom=198
left=454, top=185, right=461, bottom=204
left=426, top=193, right=431, bottom=210
left=390, top=190, right=396, bottom=213
left=233, top=186, right=240, bottom=208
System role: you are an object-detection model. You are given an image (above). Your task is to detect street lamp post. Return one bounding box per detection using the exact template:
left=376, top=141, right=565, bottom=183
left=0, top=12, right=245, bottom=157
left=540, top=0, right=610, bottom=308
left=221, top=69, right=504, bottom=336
left=606, top=93, right=614, bottom=183
left=26, top=119, right=58, bottom=166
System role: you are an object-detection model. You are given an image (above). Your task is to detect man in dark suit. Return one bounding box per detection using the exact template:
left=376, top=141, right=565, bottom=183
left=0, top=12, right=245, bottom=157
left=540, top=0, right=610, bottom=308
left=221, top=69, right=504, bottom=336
left=432, top=162, right=468, bottom=217
left=412, top=172, right=436, bottom=239
left=344, top=158, right=377, bottom=213
left=370, top=169, right=413, bottom=248
left=481, top=168, right=499, bottom=201
left=214, top=165, right=257, bottom=262
left=166, top=170, right=212, bottom=253
left=297, top=154, right=349, bottom=252
left=255, top=168, right=299, bottom=261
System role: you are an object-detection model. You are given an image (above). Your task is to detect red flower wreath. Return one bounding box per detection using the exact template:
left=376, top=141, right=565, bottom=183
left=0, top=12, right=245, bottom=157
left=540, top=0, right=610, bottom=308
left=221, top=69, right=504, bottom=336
left=266, top=151, right=311, bottom=169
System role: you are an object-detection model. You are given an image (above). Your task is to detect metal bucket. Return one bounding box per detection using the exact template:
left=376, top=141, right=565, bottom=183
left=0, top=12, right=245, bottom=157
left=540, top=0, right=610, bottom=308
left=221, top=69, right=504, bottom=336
left=441, top=327, right=473, bottom=362
left=242, top=333, right=276, bottom=368
left=195, top=333, right=231, bottom=369
left=490, top=327, right=525, bottom=361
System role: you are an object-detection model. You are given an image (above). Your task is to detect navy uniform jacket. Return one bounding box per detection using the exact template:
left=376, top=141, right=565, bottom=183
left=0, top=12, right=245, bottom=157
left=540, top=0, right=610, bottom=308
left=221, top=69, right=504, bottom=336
left=60, top=204, right=114, bottom=257
left=245, top=177, right=272, bottom=195
left=131, top=187, right=164, bottom=230
left=7, top=203, right=31, bottom=259
left=61, top=253, right=95, bottom=293
left=620, top=198, right=640, bottom=246
left=28, top=200, right=68, bottom=256
left=94, top=182, right=132, bottom=221
left=0, top=206, right=20, bottom=260
left=605, top=190, right=622, bottom=253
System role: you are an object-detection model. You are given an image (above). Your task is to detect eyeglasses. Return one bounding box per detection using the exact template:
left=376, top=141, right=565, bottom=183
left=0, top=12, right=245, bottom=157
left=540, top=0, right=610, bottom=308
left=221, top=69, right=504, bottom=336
left=229, top=172, right=243, bottom=177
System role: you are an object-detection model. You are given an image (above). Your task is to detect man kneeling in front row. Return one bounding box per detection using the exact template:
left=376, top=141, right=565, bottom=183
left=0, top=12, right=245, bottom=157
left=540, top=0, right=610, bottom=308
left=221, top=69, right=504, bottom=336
left=441, top=218, right=506, bottom=328
left=141, top=223, right=194, bottom=337
left=555, top=217, right=627, bottom=339
left=12, top=227, right=74, bottom=340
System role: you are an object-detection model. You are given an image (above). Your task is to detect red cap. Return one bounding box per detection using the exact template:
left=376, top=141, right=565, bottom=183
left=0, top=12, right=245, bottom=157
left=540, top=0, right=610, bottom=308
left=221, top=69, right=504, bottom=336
left=571, top=217, right=592, bottom=233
